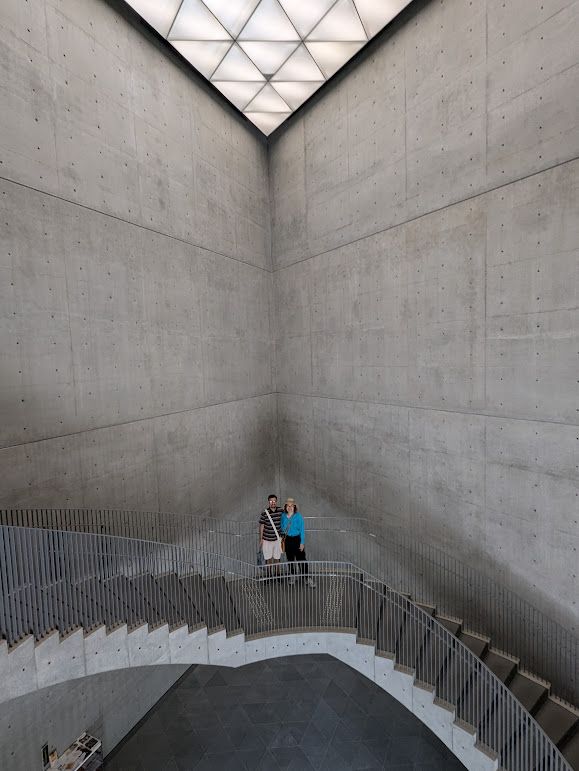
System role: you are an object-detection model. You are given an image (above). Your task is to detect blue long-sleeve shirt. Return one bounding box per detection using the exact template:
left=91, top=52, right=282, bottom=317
left=281, top=511, right=305, bottom=544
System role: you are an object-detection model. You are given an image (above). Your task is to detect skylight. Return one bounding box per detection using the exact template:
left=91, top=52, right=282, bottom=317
left=126, top=0, right=412, bottom=135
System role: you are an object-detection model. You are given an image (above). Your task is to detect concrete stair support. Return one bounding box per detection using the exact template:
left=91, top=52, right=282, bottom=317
left=0, top=627, right=509, bottom=770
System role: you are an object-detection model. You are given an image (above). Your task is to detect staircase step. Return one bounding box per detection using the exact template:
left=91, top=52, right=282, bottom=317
left=415, top=624, right=451, bottom=689
left=534, top=696, right=579, bottom=746
left=129, top=575, right=166, bottom=627
left=396, top=605, right=430, bottom=671
left=179, top=574, right=222, bottom=631
left=102, top=575, right=142, bottom=628
left=561, top=728, right=579, bottom=770
left=459, top=630, right=489, bottom=659
left=357, top=581, right=383, bottom=641
left=482, top=649, right=518, bottom=684
left=415, top=602, right=436, bottom=616
left=204, top=576, right=240, bottom=633
left=435, top=615, right=462, bottom=636
left=155, top=573, right=202, bottom=629
left=507, top=671, right=549, bottom=714
left=376, top=595, right=407, bottom=656
left=436, top=643, right=471, bottom=707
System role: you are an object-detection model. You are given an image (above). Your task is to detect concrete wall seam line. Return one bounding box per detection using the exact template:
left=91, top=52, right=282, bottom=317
left=271, top=390, right=579, bottom=428
left=0, top=392, right=278, bottom=452
left=0, top=174, right=274, bottom=274
left=269, top=154, right=579, bottom=272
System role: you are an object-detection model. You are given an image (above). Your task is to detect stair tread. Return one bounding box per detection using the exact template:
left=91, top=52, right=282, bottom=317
left=459, top=631, right=488, bottom=658
left=435, top=615, right=461, bottom=636
left=415, top=602, right=435, bottom=616
left=534, top=697, right=579, bottom=745
left=508, top=671, right=549, bottom=713
left=561, top=729, right=579, bottom=769
left=482, top=649, right=517, bottom=683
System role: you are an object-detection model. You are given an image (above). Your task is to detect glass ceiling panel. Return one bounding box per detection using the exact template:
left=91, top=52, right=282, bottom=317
left=353, top=0, right=409, bottom=38
left=272, top=44, right=325, bottom=81
left=272, top=81, right=324, bottom=110
left=245, top=112, right=291, bottom=135
left=239, top=41, right=299, bottom=76
left=306, top=41, right=365, bottom=78
left=211, top=44, right=266, bottom=81
left=278, top=0, right=337, bottom=38
left=169, top=0, right=231, bottom=41
left=239, top=0, right=300, bottom=42
left=203, top=0, right=261, bottom=36
left=127, top=0, right=413, bottom=134
left=245, top=83, right=291, bottom=112
left=172, top=40, right=232, bottom=78
left=126, top=0, right=182, bottom=37
left=212, top=81, right=264, bottom=110
left=307, top=0, right=367, bottom=41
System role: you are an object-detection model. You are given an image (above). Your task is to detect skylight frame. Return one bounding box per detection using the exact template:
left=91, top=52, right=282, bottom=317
left=124, top=0, right=413, bottom=135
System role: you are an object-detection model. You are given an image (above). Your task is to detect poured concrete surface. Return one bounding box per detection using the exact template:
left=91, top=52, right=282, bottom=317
left=270, top=0, right=579, bottom=634
left=104, top=655, right=466, bottom=770
left=0, top=0, right=275, bottom=517
left=0, top=665, right=188, bottom=771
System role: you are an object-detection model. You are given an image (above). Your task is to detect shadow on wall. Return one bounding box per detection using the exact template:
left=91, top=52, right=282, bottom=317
left=276, top=404, right=576, bottom=638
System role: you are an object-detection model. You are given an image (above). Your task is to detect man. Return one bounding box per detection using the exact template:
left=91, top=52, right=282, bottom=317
left=259, top=494, right=283, bottom=568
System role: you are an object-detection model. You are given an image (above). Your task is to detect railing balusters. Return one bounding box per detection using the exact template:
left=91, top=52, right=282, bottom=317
left=0, top=521, right=573, bottom=769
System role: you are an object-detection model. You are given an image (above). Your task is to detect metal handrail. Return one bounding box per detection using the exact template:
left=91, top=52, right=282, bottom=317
left=1, top=508, right=577, bottom=706
left=0, top=524, right=571, bottom=771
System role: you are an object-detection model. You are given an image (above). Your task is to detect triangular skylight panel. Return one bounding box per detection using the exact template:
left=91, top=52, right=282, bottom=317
left=245, top=84, right=291, bottom=112
left=211, top=44, right=265, bottom=81
left=126, top=0, right=182, bottom=37
left=272, top=81, right=324, bottom=110
left=125, top=0, right=413, bottom=134
left=353, top=0, right=409, bottom=39
left=307, top=0, right=367, bottom=41
left=245, top=112, right=290, bottom=135
left=239, top=0, right=300, bottom=42
left=169, top=0, right=231, bottom=41
left=213, top=81, right=264, bottom=110
left=203, top=0, right=261, bottom=37
left=306, top=41, right=364, bottom=78
left=239, top=42, right=299, bottom=76
left=272, top=44, right=325, bottom=81
left=279, top=0, right=337, bottom=38
left=172, top=41, right=232, bottom=78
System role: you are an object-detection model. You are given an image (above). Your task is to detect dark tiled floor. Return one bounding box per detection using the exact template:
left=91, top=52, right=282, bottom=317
left=105, top=655, right=465, bottom=770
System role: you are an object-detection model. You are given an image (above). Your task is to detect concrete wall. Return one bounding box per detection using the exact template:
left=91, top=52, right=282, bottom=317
left=0, top=665, right=187, bottom=770
left=0, top=0, right=276, bottom=517
left=270, top=0, right=579, bottom=632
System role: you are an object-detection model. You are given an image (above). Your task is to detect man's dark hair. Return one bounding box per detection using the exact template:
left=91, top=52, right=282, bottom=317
left=268, top=494, right=278, bottom=500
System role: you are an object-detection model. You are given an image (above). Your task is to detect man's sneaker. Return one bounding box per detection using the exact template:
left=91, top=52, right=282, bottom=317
left=306, top=578, right=316, bottom=588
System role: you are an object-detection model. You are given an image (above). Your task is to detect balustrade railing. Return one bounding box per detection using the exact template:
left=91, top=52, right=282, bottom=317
left=0, top=507, right=576, bottom=707
left=0, top=523, right=572, bottom=771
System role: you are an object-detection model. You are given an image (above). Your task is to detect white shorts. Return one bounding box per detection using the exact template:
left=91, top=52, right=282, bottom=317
left=262, top=539, right=282, bottom=561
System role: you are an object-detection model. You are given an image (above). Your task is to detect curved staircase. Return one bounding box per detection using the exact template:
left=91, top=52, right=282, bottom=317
left=0, top=512, right=577, bottom=769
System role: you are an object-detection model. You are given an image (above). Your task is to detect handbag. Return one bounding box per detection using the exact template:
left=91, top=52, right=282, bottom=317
left=257, top=548, right=265, bottom=567
left=265, top=509, right=285, bottom=553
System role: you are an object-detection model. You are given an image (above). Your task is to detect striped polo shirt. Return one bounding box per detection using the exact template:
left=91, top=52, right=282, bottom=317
left=259, top=508, right=283, bottom=541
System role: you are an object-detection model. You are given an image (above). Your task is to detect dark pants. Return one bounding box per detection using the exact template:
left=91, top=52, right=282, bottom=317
left=285, top=535, right=308, bottom=576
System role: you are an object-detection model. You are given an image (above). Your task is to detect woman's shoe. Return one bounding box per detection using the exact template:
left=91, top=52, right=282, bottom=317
left=306, top=578, right=316, bottom=588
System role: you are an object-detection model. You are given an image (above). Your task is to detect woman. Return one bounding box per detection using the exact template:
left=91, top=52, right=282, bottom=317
left=281, top=498, right=316, bottom=588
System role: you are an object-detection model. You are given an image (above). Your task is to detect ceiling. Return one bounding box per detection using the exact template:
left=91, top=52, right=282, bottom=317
left=125, top=0, right=412, bottom=135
